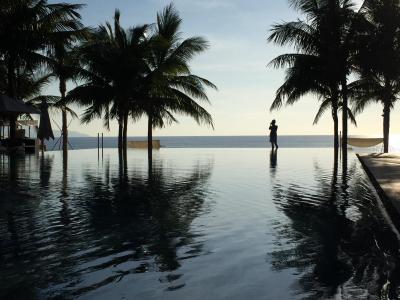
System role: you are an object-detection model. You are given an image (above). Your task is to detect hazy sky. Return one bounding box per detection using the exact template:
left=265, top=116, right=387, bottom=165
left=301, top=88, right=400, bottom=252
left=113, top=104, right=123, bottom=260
left=44, top=0, right=395, bottom=137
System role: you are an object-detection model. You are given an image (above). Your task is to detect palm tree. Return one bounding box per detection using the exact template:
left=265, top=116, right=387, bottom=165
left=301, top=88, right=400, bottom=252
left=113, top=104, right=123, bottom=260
left=8, top=68, right=78, bottom=129
left=350, top=0, right=400, bottom=153
left=0, top=0, right=85, bottom=140
left=142, top=4, right=216, bottom=160
left=269, top=52, right=344, bottom=150
left=0, top=66, right=78, bottom=146
left=268, top=0, right=358, bottom=151
left=268, top=0, right=353, bottom=149
left=67, top=10, right=150, bottom=152
left=46, top=11, right=87, bottom=154
left=334, top=0, right=364, bottom=154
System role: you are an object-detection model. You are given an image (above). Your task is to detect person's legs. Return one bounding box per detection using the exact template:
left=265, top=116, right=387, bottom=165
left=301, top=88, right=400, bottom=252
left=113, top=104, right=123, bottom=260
left=274, top=141, right=278, bottom=149
left=270, top=142, right=275, bottom=150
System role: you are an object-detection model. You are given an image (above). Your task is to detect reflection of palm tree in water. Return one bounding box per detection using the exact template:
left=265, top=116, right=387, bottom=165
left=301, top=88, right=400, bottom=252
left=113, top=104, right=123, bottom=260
left=269, top=154, right=400, bottom=299
left=0, top=154, right=55, bottom=299
left=61, top=155, right=215, bottom=297
left=39, top=154, right=54, bottom=186
left=0, top=152, right=214, bottom=299
left=59, top=151, right=70, bottom=226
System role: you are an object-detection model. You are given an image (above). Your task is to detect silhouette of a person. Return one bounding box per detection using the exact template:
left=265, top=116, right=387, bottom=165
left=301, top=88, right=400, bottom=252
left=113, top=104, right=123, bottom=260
left=269, top=119, right=278, bottom=149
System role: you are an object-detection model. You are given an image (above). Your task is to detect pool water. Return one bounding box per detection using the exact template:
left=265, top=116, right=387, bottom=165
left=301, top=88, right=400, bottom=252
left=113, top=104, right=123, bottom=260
left=1, top=148, right=400, bottom=299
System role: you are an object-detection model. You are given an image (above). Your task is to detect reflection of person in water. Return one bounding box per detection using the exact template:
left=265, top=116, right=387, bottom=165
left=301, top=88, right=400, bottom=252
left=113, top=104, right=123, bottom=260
left=269, top=120, right=278, bottom=149
left=270, top=149, right=277, bottom=169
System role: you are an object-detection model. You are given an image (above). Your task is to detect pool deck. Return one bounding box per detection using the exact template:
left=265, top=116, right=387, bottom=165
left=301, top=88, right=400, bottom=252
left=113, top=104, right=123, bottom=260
left=357, top=153, right=400, bottom=222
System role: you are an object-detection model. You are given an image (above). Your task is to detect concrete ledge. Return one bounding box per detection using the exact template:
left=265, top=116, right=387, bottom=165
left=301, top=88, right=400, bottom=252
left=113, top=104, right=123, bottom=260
left=357, top=153, right=400, bottom=230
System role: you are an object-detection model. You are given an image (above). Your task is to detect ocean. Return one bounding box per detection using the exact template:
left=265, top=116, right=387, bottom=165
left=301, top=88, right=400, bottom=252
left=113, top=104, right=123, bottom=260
left=45, top=135, right=391, bottom=152
left=46, top=135, right=335, bottom=150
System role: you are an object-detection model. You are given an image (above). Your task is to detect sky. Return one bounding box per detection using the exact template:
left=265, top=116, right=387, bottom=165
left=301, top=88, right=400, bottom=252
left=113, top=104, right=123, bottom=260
left=44, top=0, right=396, bottom=137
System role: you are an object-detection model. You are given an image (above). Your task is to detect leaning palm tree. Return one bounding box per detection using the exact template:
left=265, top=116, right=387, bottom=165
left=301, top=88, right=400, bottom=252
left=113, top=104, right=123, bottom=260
left=350, top=0, right=400, bottom=153
left=142, top=4, right=216, bottom=160
left=268, top=0, right=359, bottom=153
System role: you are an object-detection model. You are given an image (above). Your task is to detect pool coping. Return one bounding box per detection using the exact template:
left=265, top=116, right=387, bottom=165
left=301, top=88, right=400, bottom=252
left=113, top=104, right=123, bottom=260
left=357, top=153, right=400, bottom=237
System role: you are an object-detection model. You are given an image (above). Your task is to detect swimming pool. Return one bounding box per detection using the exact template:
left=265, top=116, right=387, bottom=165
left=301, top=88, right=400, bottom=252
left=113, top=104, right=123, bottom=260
left=0, top=148, right=399, bottom=299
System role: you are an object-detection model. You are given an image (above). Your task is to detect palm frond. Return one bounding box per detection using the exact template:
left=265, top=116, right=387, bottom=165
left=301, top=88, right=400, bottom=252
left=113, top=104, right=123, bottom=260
left=313, top=98, right=331, bottom=124
left=268, top=21, right=317, bottom=53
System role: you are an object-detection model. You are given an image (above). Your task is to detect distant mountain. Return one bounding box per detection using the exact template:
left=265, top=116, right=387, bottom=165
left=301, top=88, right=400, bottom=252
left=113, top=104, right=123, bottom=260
left=53, top=130, right=91, bottom=137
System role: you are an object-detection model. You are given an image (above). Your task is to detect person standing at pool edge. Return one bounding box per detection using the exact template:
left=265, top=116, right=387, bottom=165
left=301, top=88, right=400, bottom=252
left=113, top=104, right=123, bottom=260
left=269, top=120, right=278, bottom=149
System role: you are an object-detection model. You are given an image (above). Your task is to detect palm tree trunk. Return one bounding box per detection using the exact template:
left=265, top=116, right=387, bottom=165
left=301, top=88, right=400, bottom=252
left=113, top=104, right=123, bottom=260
left=383, top=103, right=390, bottom=153
left=341, top=77, right=348, bottom=156
left=60, top=79, right=68, bottom=154
left=331, top=90, right=339, bottom=151
left=333, top=108, right=339, bottom=159
left=118, top=117, right=123, bottom=152
left=148, top=115, right=153, bottom=163
left=123, top=111, right=128, bottom=151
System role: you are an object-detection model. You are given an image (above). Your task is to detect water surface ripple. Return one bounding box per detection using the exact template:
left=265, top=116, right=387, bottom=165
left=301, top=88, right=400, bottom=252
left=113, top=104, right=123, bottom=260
left=0, top=148, right=399, bottom=299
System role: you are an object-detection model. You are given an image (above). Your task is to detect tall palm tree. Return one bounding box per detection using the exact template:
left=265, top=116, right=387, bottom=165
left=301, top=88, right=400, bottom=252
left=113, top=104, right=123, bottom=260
left=350, top=0, right=400, bottom=153
left=67, top=10, right=150, bottom=152
left=142, top=4, right=216, bottom=160
left=46, top=11, right=87, bottom=153
left=334, top=0, right=364, bottom=154
left=268, top=0, right=358, bottom=151
left=0, top=0, right=85, bottom=140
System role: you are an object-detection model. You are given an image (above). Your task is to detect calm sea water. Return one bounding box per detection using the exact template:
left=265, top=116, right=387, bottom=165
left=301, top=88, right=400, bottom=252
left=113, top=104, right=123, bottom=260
left=46, top=135, right=393, bottom=152
left=46, top=135, right=335, bottom=150
left=1, top=148, right=400, bottom=299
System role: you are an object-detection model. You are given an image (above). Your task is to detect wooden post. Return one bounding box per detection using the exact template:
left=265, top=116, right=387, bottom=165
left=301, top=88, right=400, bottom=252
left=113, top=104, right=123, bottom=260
left=101, top=133, right=104, bottom=158
left=97, top=133, right=99, bottom=159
